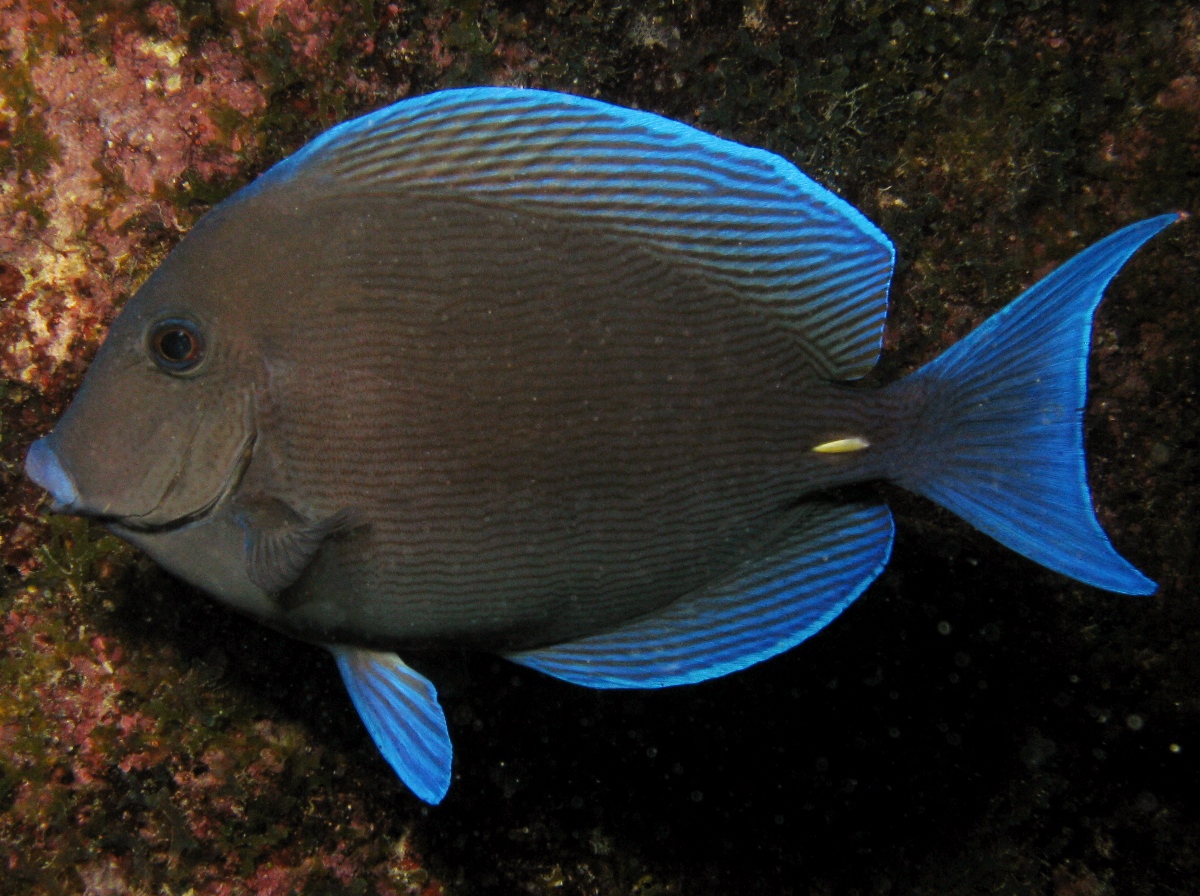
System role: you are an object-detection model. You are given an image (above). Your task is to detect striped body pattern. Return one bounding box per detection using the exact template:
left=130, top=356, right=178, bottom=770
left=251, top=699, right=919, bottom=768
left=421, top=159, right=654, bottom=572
left=25, top=89, right=1173, bottom=803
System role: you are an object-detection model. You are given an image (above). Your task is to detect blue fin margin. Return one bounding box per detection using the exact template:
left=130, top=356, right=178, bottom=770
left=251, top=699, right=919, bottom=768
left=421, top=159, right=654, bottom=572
left=259, top=87, right=894, bottom=380
left=507, top=502, right=893, bottom=689
left=896, top=214, right=1181, bottom=595
left=330, top=646, right=452, bottom=804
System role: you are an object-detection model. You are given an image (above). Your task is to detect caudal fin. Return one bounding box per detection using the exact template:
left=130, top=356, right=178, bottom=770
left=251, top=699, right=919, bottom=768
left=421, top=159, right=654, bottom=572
left=893, top=214, right=1181, bottom=595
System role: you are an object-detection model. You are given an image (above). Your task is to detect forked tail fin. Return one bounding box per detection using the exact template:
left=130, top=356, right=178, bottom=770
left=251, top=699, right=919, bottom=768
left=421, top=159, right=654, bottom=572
left=892, top=214, right=1181, bottom=595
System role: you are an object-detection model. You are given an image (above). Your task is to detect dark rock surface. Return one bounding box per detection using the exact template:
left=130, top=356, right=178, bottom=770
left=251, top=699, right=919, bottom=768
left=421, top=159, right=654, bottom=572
left=1, top=1, right=1196, bottom=893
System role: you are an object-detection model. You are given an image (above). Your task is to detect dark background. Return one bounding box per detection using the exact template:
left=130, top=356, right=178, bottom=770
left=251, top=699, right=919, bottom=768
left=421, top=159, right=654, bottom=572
left=1, top=1, right=1197, bottom=893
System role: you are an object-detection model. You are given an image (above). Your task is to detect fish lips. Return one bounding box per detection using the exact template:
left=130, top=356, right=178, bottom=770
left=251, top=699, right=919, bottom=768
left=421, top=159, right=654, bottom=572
left=25, top=437, right=80, bottom=511
left=24, top=429, right=255, bottom=534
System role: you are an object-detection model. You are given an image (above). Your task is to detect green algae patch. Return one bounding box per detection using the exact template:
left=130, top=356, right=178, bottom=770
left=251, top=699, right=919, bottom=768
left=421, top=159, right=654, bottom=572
left=0, top=547, right=439, bottom=894
left=28, top=515, right=129, bottom=599
left=0, top=29, right=61, bottom=181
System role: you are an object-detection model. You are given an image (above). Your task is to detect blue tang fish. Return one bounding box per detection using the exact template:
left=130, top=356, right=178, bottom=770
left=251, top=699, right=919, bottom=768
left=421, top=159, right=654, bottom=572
left=24, top=88, right=1177, bottom=803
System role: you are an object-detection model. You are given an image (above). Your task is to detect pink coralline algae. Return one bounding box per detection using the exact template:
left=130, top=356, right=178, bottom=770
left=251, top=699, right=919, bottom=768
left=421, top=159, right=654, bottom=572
left=0, top=2, right=449, bottom=893
left=0, top=0, right=265, bottom=396
left=235, top=0, right=344, bottom=63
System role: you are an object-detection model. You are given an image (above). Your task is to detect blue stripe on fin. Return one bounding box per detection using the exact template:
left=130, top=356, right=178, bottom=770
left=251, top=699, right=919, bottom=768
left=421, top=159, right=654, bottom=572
left=895, top=214, right=1181, bottom=594
left=506, top=502, right=893, bottom=689
left=267, top=87, right=894, bottom=381
left=330, top=646, right=452, bottom=804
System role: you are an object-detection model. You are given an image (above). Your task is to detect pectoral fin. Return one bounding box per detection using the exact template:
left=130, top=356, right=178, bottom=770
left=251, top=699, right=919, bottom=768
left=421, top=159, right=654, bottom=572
left=235, top=495, right=359, bottom=594
left=331, top=646, right=453, bottom=805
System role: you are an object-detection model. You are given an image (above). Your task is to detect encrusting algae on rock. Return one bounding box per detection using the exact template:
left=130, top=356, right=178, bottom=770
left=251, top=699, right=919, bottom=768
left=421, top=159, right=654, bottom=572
left=0, top=1, right=265, bottom=389
left=0, top=1, right=451, bottom=892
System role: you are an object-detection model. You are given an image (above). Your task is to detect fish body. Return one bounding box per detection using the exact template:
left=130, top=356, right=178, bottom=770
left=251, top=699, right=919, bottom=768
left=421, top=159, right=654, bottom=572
left=81, top=188, right=892, bottom=652
left=25, top=88, right=1175, bottom=804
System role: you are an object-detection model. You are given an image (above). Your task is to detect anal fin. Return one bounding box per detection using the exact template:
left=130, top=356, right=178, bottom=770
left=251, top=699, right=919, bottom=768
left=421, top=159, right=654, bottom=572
left=331, top=647, right=452, bottom=805
left=507, top=501, right=893, bottom=689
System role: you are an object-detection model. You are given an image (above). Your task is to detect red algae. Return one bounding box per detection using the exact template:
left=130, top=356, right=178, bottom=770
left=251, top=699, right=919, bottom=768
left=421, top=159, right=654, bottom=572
left=0, top=0, right=265, bottom=395
left=235, top=0, right=343, bottom=64
left=0, top=0, right=450, bottom=890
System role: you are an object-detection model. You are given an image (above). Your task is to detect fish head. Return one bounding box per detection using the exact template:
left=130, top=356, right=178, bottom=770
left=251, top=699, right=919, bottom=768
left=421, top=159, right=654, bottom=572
left=25, top=205, right=262, bottom=532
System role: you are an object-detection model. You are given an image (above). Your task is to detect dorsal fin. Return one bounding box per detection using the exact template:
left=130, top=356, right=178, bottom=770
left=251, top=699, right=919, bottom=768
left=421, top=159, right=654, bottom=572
left=264, top=88, right=894, bottom=380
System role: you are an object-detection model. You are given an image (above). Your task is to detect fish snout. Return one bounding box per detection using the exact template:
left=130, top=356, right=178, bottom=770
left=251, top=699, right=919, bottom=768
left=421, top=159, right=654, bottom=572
left=25, top=437, right=80, bottom=511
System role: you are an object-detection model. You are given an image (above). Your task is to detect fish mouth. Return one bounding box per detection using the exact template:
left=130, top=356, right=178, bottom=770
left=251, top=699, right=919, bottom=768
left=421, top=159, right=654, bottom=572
left=27, top=430, right=257, bottom=536
left=112, top=432, right=257, bottom=535
left=25, top=438, right=81, bottom=511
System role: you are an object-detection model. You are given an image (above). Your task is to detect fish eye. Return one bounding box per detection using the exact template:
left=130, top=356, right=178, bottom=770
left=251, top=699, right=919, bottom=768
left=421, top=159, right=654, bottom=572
left=149, top=319, right=205, bottom=373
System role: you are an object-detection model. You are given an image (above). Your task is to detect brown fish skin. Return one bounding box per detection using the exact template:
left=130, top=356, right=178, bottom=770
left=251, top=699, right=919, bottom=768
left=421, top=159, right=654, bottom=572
left=23, top=88, right=1171, bottom=805
left=45, top=180, right=898, bottom=652
left=41, top=204, right=259, bottom=531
